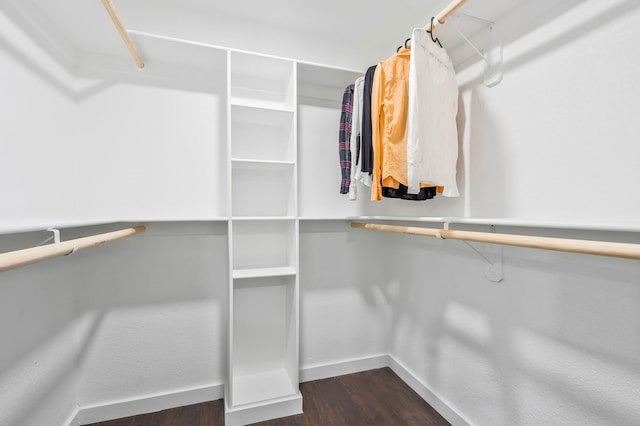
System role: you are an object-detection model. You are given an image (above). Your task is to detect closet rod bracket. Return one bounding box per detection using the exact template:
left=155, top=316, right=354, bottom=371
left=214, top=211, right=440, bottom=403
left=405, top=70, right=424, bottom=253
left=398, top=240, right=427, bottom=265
left=38, top=228, right=61, bottom=246
left=38, top=228, right=78, bottom=256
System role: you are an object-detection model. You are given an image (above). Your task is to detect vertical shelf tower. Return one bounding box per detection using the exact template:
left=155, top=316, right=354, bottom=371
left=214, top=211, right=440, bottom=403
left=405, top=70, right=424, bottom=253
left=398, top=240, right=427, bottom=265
left=225, top=51, right=302, bottom=425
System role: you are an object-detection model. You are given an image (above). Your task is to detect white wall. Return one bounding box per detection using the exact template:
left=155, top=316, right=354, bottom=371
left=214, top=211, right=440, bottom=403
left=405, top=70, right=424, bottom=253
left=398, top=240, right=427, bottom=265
left=0, top=7, right=226, bottom=233
left=0, top=223, right=229, bottom=425
left=297, top=104, right=389, bottom=218
left=70, top=223, right=228, bottom=409
left=387, top=229, right=640, bottom=425
left=0, top=13, right=81, bottom=425
left=0, top=235, right=80, bottom=426
left=0, top=10, right=81, bottom=232
left=5, top=1, right=640, bottom=425
left=388, top=1, right=640, bottom=425
left=0, top=9, right=230, bottom=424
left=72, top=82, right=226, bottom=222
left=299, top=221, right=390, bottom=369
left=459, top=0, right=640, bottom=224
left=0, top=6, right=393, bottom=424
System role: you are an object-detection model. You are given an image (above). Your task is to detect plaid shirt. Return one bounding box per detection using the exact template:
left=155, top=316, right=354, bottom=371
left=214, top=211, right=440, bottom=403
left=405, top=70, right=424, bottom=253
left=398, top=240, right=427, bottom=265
left=339, top=84, right=355, bottom=194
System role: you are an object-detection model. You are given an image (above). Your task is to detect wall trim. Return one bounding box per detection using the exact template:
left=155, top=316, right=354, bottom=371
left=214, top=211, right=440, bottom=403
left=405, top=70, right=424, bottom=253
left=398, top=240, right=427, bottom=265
left=73, top=383, right=224, bottom=425
left=69, top=357, right=467, bottom=425
left=387, top=355, right=471, bottom=426
left=299, top=354, right=389, bottom=382
left=64, top=406, right=81, bottom=426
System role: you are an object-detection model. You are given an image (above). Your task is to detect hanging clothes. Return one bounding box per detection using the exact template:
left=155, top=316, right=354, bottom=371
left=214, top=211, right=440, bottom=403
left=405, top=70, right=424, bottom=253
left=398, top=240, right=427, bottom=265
left=407, top=28, right=459, bottom=197
left=348, top=76, right=365, bottom=200
left=359, top=65, right=377, bottom=186
left=370, top=48, right=440, bottom=201
left=338, top=84, right=355, bottom=194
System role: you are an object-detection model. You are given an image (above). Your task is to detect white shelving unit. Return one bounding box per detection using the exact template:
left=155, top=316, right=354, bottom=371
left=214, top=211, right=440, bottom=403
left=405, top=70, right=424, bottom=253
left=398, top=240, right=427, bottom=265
left=114, top=32, right=365, bottom=426
left=231, top=162, right=296, bottom=218
left=226, top=51, right=302, bottom=426
left=230, top=52, right=295, bottom=111
left=230, top=104, right=295, bottom=162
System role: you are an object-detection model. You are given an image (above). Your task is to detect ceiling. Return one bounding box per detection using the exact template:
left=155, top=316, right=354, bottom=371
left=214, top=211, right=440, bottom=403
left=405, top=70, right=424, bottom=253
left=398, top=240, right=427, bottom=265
left=2, top=0, right=530, bottom=72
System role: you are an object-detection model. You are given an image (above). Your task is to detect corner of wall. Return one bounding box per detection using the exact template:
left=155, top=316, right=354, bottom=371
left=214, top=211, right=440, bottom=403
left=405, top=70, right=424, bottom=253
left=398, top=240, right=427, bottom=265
left=387, top=355, right=470, bottom=426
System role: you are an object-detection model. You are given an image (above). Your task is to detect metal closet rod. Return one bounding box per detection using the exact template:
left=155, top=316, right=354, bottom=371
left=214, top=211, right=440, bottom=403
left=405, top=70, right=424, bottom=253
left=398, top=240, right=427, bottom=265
left=101, top=0, right=145, bottom=69
left=351, top=222, right=640, bottom=260
left=0, top=226, right=146, bottom=273
left=406, top=0, right=469, bottom=49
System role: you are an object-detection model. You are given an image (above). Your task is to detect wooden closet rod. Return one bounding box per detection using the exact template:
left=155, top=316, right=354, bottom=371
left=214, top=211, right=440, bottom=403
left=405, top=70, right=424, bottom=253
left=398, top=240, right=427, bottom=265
left=0, top=226, right=146, bottom=274
left=100, top=0, right=145, bottom=69
left=406, top=0, right=468, bottom=49
left=429, top=0, right=468, bottom=30
left=351, top=222, right=640, bottom=260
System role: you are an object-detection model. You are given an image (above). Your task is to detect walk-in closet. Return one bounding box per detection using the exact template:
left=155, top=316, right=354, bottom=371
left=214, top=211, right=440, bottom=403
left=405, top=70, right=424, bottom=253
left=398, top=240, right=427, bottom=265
left=2, top=0, right=640, bottom=425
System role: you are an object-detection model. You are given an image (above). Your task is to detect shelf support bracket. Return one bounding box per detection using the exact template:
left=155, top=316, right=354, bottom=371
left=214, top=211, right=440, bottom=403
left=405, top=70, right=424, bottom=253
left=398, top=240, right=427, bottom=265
left=485, top=225, right=503, bottom=282
left=449, top=12, right=503, bottom=87
left=462, top=240, right=494, bottom=265
left=460, top=225, right=503, bottom=282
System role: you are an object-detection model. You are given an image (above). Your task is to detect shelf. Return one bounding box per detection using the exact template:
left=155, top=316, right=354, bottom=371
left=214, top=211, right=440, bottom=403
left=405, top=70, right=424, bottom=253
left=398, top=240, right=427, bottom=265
left=230, top=51, right=295, bottom=111
left=346, top=216, right=640, bottom=232
left=347, top=216, right=450, bottom=223
left=232, top=159, right=295, bottom=167
left=230, top=104, right=295, bottom=164
left=297, top=62, right=363, bottom=107
left=226, top=49, right=302, bottom=425
left=224, top=392, right=302, bottom=426
left=119, top=32, right=228, bottom=93
left=298, top=217, right=352, bottom=221
left=232, top=221, right=296, bottom=270
left=232, top=369, right=297, bottom=407
left=229, top=99, right=294, bottom=113
left=123, top=217, right=230, bottom=223
left=233, top=266, right=296, bottom=280
left=231, top=216, right=295, bottom=221
left=232, top=275, right=298, bottom=406
left=232, top=166, right=295, bottom=217
left=130, top=31, right=227, bottom=72
left=448, top=217, right=640, bottom=232
left=0, top=220, right=122, bottom=236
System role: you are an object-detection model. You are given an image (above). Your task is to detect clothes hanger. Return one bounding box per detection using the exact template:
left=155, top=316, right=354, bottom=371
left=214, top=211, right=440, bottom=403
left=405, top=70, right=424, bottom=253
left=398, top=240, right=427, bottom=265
left=426, top=16, right=443, bottom=48
left=397, top=38, right=410, bottom=53
left=399, top=15, right=442, bottom=53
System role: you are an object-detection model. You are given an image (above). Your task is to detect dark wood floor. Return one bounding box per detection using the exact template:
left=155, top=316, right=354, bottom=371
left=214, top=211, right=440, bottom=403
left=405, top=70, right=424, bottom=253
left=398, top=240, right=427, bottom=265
left=85, top=367, right=450, bottom=426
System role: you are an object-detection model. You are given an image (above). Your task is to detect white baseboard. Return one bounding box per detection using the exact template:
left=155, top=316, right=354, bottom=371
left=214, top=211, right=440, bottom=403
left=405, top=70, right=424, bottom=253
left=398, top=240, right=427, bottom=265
left=387, top=355, right=470, bottom=426
left=64, top=407, right=80, bottom=426
left=224, top=392, right=303, bottom=426
left=74, top=383, right=224, bottom=425
left=299, top=353, right=389, bottom=382
left=69, top=357, right=466, bottom=426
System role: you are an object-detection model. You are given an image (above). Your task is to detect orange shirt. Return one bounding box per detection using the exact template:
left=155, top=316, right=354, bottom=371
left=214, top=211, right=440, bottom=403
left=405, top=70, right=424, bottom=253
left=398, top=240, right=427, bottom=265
left=371, top=48, right=442, bottom=200
left=371, top=49, right=410, bottom=200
